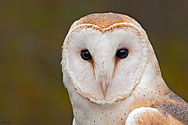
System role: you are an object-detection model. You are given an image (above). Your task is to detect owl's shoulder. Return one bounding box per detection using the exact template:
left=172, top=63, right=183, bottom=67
left=156, top=90, right=188, bottom=124
left=125, top=107, right=183, bottom=124
left=126, top=90, right=188, bottom=124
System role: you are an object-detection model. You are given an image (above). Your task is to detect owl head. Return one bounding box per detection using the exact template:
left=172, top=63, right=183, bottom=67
left=61, top=13, right=161, bottom=104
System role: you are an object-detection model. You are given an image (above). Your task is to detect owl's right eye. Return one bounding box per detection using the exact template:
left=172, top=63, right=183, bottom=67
left=81, top=49, right=92, bottom=60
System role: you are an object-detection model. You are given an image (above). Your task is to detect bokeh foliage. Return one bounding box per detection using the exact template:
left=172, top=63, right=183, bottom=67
left=0, top=0, right=187, bottom=124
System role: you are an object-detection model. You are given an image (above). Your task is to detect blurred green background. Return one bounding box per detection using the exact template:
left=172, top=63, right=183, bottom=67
left=0, top=0, right=187, bottom=125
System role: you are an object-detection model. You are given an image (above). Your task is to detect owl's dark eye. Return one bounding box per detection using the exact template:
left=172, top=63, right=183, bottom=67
left=81, top=49, right=92, bottom=60
left=116, top=48, right=129, bottom=59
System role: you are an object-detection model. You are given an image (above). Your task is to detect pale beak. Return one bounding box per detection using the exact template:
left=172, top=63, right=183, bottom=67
left=100, top=82, right=109, bottom=98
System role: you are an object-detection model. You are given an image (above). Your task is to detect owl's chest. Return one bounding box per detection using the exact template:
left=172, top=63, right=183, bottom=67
left=73, top=101, right=129, bottom=125
left=71, top=95, right=149, bottom=125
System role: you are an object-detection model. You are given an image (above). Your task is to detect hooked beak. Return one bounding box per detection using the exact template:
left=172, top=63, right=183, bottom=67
left=100, top=82, right=109, bottom=98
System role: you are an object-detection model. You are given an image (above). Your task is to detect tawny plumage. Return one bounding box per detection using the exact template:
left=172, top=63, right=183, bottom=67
left=61, top=12, right=188, bottom=125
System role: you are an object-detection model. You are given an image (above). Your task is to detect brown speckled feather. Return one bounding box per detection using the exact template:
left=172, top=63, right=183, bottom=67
left=157, top=90, right=188, bottom=124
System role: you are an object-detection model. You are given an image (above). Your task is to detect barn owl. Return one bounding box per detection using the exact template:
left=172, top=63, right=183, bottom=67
left=61, top=13, right=188, bottom=125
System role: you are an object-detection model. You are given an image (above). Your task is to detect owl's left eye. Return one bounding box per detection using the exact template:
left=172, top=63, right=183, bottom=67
left=116, top=48, right=129, bottom=59
left=81, top=49, right=92, bottom=60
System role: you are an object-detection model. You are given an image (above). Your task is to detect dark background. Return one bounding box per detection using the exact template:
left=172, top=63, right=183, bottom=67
left=0, top=0, right=187, bottom=124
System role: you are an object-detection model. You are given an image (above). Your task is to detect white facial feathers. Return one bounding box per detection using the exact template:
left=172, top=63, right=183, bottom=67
left=62, top=13, right=158, bottom=104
